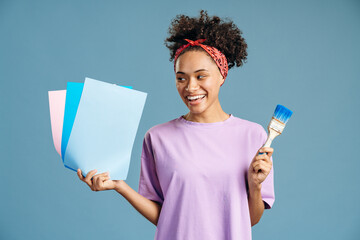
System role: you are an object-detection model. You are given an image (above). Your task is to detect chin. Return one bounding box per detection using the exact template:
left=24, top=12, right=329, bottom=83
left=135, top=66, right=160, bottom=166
left=187, top=106, right=207, bottom=114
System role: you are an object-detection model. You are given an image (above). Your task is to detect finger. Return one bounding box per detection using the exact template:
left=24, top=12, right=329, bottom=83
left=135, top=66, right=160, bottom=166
left=259, top=156, right=272, bottom=165
left=93, top=178, right=101, bottom=191
left=256, top=153, right=272, bottom=163
left=84, top=169, right=97, bottom=185
left=252, top=153, right=266, bottom=163
left=94, top=172, right=109, bottom=178
left=254, top=163, right=262, bottom=173
left=254, top=155, right=267, bottom=164
left=259, top=147, right=274, bottom=158
left=253, top=160, right=269, bottom=171
left=94, top=171, right=109, bottom=182
left=93, top=169, right=109, bottom=180
left=252, top=160, right=261, bottom=170
left=99, top=177, right=106, bottom=187
left=254, top=157, right=273, bottom=168
left=260, top=147, right=273, bottom=153
left=254, top=163, right=270, bottom=174
left=93, top=173, right=104, bottom=182
left=254, top=160, right=272, bottom=173
left=93, top=171, right=108, bottom=181
left=77, top=169, right=84, bottom=181
left=102, top=174, right=110, bottom=181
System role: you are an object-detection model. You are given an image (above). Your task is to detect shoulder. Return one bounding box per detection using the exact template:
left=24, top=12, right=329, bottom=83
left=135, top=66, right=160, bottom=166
left=144, top=117, right=179, bottom=139
left=232, top=115, right=267, bottom=138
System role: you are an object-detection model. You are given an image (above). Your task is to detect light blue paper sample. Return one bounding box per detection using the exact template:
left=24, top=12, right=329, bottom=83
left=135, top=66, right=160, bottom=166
left=61, top=81, right=132, bottom=164
left=63, top=77, right=147, bottom=180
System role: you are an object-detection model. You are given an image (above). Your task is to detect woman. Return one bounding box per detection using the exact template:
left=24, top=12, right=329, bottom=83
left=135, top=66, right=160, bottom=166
left=77, top=10, right=274, bottom=240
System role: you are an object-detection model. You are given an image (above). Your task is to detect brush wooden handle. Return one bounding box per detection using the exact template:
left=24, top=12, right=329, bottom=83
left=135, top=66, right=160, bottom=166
left=258, top=128, right=280, bottom=155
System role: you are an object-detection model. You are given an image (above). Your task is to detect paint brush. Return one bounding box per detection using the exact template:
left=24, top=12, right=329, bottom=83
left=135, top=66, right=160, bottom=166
left=259, top=104, right=293, bottom=155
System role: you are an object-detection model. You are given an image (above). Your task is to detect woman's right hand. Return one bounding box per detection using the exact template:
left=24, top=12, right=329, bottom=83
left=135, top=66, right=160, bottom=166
left=77, top=169, right=120, bottom=192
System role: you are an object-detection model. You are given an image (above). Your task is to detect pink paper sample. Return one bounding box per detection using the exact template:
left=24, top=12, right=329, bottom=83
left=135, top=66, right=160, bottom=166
left=48, top=90, right=66, bottom=156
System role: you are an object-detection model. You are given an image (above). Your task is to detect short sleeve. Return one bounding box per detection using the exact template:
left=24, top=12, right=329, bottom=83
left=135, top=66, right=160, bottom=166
left=137, top=131, right=164, bottom=205
left=259, top=126, right=275, bottom=209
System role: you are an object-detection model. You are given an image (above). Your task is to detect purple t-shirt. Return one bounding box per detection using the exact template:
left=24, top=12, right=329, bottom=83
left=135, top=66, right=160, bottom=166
left=138, top=114, right=275, bottom=240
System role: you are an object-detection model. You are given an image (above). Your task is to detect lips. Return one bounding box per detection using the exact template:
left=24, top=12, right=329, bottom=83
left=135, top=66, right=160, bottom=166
left=186, top=94, right=206, bottom=100
left=186, top=94, right=206, bottom=105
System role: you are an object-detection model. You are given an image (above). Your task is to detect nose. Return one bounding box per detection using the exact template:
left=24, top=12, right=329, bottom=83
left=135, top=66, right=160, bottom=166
left=185, top=77, right=199, bottom=92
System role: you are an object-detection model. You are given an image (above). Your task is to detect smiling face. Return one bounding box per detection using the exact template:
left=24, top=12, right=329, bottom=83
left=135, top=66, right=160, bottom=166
left=175, top=50, right=224, bottom=117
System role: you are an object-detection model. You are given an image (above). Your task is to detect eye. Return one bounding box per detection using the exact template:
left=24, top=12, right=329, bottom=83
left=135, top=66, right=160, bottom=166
left=177, top=77, right=186, bottom=81
left=197, top=75, right=206, bottom=79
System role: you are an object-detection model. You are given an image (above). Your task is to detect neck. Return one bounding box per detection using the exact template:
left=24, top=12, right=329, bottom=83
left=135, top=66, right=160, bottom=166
left=184, top=102, right=230, bottom=123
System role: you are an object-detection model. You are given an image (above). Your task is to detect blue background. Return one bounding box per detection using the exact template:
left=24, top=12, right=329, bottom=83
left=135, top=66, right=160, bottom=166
left=1, top=0, right=359, bottom=239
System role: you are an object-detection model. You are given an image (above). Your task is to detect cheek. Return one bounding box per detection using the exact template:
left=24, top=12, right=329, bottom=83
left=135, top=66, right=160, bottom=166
left=176, top=84, right=185, bottom=97
left=203, top=81, right=219, bottom=95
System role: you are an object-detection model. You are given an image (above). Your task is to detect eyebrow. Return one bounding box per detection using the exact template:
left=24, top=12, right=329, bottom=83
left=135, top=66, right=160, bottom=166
left=176, top=69, right=209, bottom=74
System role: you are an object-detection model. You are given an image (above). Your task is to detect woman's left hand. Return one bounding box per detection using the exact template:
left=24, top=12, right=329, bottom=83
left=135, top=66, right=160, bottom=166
left=247, top=147, right=274, bottom=189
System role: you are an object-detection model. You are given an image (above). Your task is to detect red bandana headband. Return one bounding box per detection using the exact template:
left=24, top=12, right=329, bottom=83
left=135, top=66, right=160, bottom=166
left=173, top=39, right=228, bottom=86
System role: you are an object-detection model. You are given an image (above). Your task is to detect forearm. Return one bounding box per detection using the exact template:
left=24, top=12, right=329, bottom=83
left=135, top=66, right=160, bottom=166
left=248, top=184, right=264, bottom=226
left=114, top=180, right=162, bottom=226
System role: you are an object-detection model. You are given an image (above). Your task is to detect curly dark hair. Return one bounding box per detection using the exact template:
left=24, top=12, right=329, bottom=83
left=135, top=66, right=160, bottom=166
left=164, top=10, right=248, bottom=70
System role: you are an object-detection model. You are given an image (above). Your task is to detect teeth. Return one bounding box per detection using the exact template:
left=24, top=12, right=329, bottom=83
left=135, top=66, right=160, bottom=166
left=187, top=94, right=205, bottom=100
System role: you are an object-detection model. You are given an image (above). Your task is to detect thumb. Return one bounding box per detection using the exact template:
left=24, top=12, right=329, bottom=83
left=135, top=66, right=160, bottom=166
left=258, top=147, right=267, bottom=156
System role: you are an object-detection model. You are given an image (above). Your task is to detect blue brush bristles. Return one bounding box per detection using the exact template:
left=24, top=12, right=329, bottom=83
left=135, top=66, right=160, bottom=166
left=273, top=104, right=293, bottom=124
